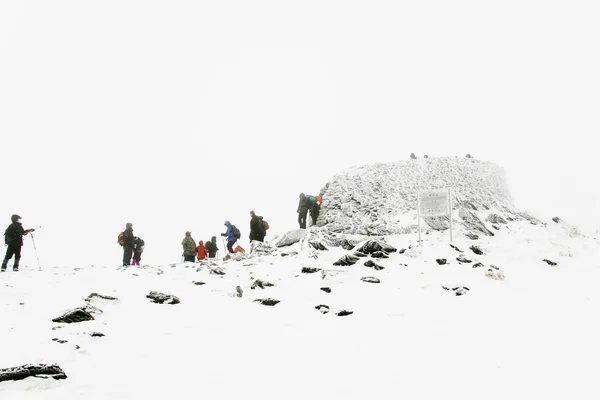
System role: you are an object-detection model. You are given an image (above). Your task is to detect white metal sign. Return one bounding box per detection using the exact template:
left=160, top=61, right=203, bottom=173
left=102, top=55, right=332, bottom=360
left=417, top=188, right=453, bottom=244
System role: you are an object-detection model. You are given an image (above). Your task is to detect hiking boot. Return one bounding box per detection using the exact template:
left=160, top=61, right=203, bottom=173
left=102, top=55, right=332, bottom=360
left=13, top=267, right=18, bottom=272
left=0, top=268, right=6, bottom=272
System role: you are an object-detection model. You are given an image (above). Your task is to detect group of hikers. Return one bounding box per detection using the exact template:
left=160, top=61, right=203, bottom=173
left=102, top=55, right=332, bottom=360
left=2, top=192, right=324, bottom=270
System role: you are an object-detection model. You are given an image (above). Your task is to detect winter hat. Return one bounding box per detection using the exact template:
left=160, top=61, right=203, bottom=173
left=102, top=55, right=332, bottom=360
left=186, top=231, right=191, bottom=236
left=211, top=236, right=217, bottom=241
left=126, top=222, right=133, bottom=229
left=11, top=214, right=21, bottom=223
left=250, top=211, right=255, bottom=216
left=299, top=193, right=305, bottom=198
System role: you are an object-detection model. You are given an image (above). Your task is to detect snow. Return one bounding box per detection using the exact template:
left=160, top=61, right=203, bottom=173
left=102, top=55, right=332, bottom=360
left=2, top=218, right=600, bottom=399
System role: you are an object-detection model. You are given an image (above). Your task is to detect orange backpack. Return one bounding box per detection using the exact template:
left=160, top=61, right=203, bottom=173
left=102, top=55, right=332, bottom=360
left=315, top=195, right=323, bottom=206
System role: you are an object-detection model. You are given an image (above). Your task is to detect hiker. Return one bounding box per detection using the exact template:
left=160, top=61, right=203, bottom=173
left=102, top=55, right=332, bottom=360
left=297, top=193, right=308, bottom=229
left=306, top=194, right=321, bottom=226
left=132, top=236, right=145, bottom=266
left=206, top=236, right=218, bottom=258
left=2, top=215, right=35, bottom=272
left=120, top=222, right=135, bottom=266
left=249, top=211, right=266, bottom=242
left=221, top=221, right=240, bottom=253
left=410, top=153, right=417, bottom=159
left=197, top=240, right=208, bottom=261
left=182, top=231, right=196, bottom=262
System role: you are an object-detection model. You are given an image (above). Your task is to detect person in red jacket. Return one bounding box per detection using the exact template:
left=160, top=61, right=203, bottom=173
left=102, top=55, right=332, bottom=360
left=197, top=240, right=208, bottom=261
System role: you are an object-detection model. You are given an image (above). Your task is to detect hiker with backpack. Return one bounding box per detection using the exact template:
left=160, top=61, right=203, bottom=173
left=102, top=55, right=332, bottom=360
left=132, top=236, right=145, bottom=266
left=306, top=194, right=322, bottom=226
left=118, top=222, right=135, bottom=266
left=249, top=211, right=267, bottom=242
left=197, top=240, right=208, bottom=261
left=297, top=193, right=308, bottom=229
left=2, top=214, right=35, bottom=272
left=206, top=236, right=218, bottom=258
left=181, top=231, right=197, bottom=262
left=221, top=221, right=240, bottom=253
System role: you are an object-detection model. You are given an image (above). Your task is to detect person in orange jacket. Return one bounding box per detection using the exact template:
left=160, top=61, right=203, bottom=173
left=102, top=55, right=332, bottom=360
left=197, top=240, right=208, bottom=261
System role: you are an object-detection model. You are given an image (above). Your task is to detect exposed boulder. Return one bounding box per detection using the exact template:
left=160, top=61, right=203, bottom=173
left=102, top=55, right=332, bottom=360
left=472, top=262, right=484, bottom=268
left=356, top=239, right=397, bottom=255
left=193, top=281, right=206, bottom=286
left=470, top=245, right=484, bottom=255
left=309, top=241, right=328, bottom=251
left=254, top=298, right=280, bottom=306
left=0, top=364, right=67, bottom=382
left=209, top=267, right=226, bottom=275
left=336, top=310, right=354, bottom=317
left=235, top=286, right=243, bottom=298
left=333, top=255, right=360, bottom=266
left=364, top=260, right=384, bottom=271
left=543, top=259, right=557, bottom=266
left=450, top=244, right=463, bottom=252
left=436, top=258, right=448, bottom=265
left=250, top=241, right=277, bottom=255
left=85, top=293, right=118, bottom=302
left=251, top=279, right=275, bottom=290
left=457, top=256, right=472, bottom=263
left=353, top=251, right=368, bottom=258
left=315, top=304, right=330, bottom=314
left=465, top=233, right=479, bottom=240
left=52, top=304, right=102, bottom=324
left=459, top=208, right=495, bottom=237
left=90, top=332, right=105, bottom=337
left=487, top=214, right=507, bottom=224
left=361, top=276, right=381, bottom=284
left=371, top=251, right=389, bottom=259
left=320, top=287, right=332, bottom=293
left=442, top=286, right=470, bottom=296
left=302, top=267, right=322, bottom=274
left=274, top=229, right=309, bottom=247
left=146, top=291, right=180, bottom=305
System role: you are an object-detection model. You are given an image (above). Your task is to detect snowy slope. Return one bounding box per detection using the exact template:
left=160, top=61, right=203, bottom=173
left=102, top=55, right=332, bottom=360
left=1, top=218, right=600, bottom=400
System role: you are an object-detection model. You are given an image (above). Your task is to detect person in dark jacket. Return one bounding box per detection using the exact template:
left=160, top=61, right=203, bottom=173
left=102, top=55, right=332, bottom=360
left=122, top=222, right=135, bottom=266
left=206, top=236, right=219, bottom=258
left=2, top=214, right=35, bottom=272
left=132, top=236, right=145, bottom=266
left=181, top=231, right=197, bottom=262
left=221, top=221, right=238, bottom=253
left=297, top=193, right=308, bottom=229
left=249, top=211, right=266, bottom=242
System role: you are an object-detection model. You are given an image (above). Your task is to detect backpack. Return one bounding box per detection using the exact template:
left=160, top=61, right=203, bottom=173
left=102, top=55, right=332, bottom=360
left=315, top=195, right=323, bottom=206
left=231, top=225, right=241, bottom=239
left=263, top=220, right=270, bottom=231
left=306, top=195, right=317, bottom=206
left=118, top=232, right=125, bottom=246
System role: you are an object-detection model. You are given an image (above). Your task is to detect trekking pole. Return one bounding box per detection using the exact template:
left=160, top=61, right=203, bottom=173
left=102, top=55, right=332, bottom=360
left=29, top=232, right=41, bottom=271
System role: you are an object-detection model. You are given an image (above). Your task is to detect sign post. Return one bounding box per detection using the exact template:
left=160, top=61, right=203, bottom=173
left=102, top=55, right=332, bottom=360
left=417, top=188, right=452, bottom=245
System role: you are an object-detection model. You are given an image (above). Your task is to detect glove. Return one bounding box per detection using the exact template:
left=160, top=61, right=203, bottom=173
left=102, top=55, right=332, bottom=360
left=221, top=233, right=226, bottom=237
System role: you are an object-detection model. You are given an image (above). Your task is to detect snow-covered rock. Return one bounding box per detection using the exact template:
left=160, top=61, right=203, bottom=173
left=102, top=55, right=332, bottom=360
left=273, top=229, right=309, bottom=247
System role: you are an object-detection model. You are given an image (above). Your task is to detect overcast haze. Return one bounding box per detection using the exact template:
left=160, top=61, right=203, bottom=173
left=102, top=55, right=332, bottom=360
left=1, top=1, right=598, bottom=267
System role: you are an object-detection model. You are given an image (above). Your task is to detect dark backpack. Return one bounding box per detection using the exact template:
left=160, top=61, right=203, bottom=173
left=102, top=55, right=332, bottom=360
left=306, top=195, right=317, bottom=206
left=231, top=225, right=241, bottom=239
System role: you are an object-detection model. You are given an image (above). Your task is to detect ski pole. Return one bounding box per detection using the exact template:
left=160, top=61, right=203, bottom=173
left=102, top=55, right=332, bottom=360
left=30, top=232, right=41, bottom=271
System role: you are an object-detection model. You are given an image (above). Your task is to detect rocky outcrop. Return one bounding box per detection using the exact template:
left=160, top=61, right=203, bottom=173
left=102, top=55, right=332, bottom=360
left=333, top=255, right=360, bottom=266
left=0, top=364, right=67, bottom=382
left=52, top=305, right=102, bottom=324
left=254, top=298, right=280, bottom=306
left=273, top=230, right=309, bottom=247
left=146, top=291, right=180, bottom=305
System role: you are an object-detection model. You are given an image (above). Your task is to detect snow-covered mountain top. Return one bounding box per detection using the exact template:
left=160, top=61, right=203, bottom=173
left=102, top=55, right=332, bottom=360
left=318, top=157, right=521, bottom=236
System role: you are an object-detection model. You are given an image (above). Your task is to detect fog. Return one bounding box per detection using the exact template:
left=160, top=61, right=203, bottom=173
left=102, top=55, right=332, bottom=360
left=1, top=0, right=598, bottom=267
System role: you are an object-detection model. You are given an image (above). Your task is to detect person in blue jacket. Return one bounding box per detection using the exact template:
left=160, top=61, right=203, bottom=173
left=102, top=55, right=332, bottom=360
left=221, top=221, right=240, bottom=253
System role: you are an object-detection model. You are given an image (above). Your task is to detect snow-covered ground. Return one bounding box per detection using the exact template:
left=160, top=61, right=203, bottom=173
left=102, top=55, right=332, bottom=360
left=2, top=217, right=600, bottom=399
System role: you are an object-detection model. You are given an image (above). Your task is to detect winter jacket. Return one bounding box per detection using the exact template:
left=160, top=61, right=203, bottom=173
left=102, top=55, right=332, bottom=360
left=182, top=235, right=197, bottom=256
left=222, top=221, right=237, bottom=241
left=197, top=242, right=208, bottom=259
left=3, top=222, right=29, bottom=247
left=297, top=196, right=308, bottom=213
left=206, top=239, right=218, bottom=257
left=249, top=215, right=265, bottom=241
left=123, top=227, right=135, bottom=247
left=134, top=237, right=145, bottom=254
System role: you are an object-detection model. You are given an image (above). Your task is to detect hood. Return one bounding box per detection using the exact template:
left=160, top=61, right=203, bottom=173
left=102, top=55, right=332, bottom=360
left=224, top=221, right=231, bottom=226
left=11, top=214, right=21, bottom=223
left=126, top=222, right=133, bottom=230
left=199, top=240, right=204, bottom=245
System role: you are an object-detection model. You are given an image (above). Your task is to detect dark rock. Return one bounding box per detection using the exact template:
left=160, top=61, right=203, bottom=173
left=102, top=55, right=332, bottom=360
left=459, top=208, right=495, bottom=236
left=356, top=239, right=397, bottom=255
left=254, top=298, right=280, bottom=306
left=487, top=214, right=507, bottom=224
left=364, top=260, right=384, bottom=271
left=543, top=259, right=557, bottom=266
left=443, top=286, right=469, bottom=296
left=235, top=286, right=243, bottom=298
left=398, top=248, right=407, bottom=254
left=320, top=287, right=332, bottom=293
left=552, top=217, right=561, bottom=223
left=52, top=305, right=100, bottom=324
left=52, top=338, right=68, bottom=344
left=353, top=251, right=368, bottom=258
left=193, top=281, right=206, bottom=286
left=465, top=232, right=479, bottom=240
left=302, top=267, right=322, bottom=274
left=457, top=256, right=472, bottom=263
left=281, top=251, right=299, bottom=257
left=450, top=244, right=463, bottom=252
left=361, top=276, right=381, bottom=284
left=315, top=304, right=330, bottom=314
left=470, top=245, right=484, bottom=255
left=90, top=332, right=105, bottom=337
left=336, top=310, right=354, bottom=317
left=371, top=251, right=389, bottom=259
left=436, top=258, right=448, bottom=265
left=85, top=293, right=118, bottom=302
left=333, top=255, right=360, bottom=266
left=489, top=265, right=500, bottom=270
left=472, top=262, right=484, bottom=268
left=146, top=291, right=180, bottom=305
left=209, top=267, right=226, bottom=275
left=251, top=279, right=275, bottom=290
left=309, top=241, right=328, bottom=251
left=492, top=224, right=500, bottom=230
left=0, top=364, right=67, bottom=382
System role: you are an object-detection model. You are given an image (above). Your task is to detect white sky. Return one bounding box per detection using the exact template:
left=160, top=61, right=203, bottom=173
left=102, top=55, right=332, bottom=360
left=1, top=1, right=598, bottom=267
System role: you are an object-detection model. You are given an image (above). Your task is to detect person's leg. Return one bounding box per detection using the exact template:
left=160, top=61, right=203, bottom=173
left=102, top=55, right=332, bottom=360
left=227, top=240, right=235, bottom=253
left=123, top=246, right=133, bottom=266
left=300, top=212, right=307, bottom=229
left=13, top=246, right=22, bottom=271
left=1, top=246, right=15, bottom=271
